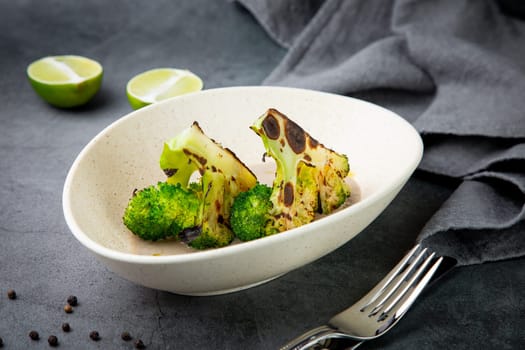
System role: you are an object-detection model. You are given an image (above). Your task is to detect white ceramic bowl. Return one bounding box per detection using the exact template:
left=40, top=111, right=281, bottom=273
left=63, top=86, right=423, bottom=296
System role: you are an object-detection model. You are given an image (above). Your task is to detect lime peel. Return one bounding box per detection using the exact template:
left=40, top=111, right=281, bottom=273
left=27, top=55, right=103, bottom=108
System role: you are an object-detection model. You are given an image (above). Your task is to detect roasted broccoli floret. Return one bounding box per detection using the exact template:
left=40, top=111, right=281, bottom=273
left=159, top=122, right=257, bottom=249
left=230, top=183, right=274, bottom=241
left=125, top=112, right=350, bottom=248
left=250, top=108, right=351, bottom=232
left=123, top=182, right=201, bottom=241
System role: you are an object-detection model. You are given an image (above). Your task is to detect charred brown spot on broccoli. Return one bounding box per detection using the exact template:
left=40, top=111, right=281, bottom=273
left=262, top=113, right=280, bottom=139
left=163, top=168, right=177, bottom=177
left=249, top=108, right=351, bottom=231
left=309, top=137, right=319, bottom=148
left=284, top=118, right=306, bottom=154
left=283, top=182, right=294, bottom=207
left=183, top=149, right=207, bottom=166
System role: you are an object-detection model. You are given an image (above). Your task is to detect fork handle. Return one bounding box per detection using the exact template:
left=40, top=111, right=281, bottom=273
left=279, top=325, right=363, bottom=350
left=279, top=326, right=334, bottom=350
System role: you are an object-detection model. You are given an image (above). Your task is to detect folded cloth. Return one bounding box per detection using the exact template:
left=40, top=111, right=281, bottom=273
left=238, top=0, right=525, bottom=265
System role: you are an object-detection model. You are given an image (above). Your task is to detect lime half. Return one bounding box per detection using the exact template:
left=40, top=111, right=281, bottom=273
left=126, top=68, right=203, bottom=110
left=27, top=55, right=103, bottom=108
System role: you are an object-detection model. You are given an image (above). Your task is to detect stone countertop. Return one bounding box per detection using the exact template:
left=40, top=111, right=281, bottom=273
left=1, top=1, right=523, bottom=349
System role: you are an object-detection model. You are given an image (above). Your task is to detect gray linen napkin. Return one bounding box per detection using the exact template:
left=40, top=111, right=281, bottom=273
left=238, top=0, right=525, bottom=265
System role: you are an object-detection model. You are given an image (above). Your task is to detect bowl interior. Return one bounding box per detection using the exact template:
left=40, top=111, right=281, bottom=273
left=64, top=86, right=422, bottom=259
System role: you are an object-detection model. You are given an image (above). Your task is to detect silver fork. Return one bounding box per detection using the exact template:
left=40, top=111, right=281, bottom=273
left=280, top=244, right=457, bottom=350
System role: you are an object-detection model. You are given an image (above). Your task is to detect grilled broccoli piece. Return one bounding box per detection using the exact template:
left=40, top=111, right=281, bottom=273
left=123, top=182, right=200, bottom=241
left=230, top=183, right=275, bottom=241
left=250, top=108, right=351, bottom=232
left=159, top=122, right=257, bottom=249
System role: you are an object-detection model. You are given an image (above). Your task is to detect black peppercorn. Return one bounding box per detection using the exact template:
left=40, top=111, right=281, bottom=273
left=121, top=331, right=132, bottom=341
left=62, top=323, right=71, bottom=332
left=64, top=304, right=73, bottom=313
left=29, top=330, right=40, bottom=340
left=134, top=339, right=146, bottom=349
left=48, top=335, right=58, bottom=347
left=7, top=289, right=16, bottom=300
left=89, top=331, right=100, bottom=341
left=66, top=295, right=78, bottom=306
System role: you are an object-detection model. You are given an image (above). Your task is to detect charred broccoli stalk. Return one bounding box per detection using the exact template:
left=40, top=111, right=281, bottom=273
left=159, top=122, right=257, bottom=249
left=123, top=182, right=200, bottom=241
left=125, top=111, right=350, bottom=247
left=250, top=108, right=351, bottom=232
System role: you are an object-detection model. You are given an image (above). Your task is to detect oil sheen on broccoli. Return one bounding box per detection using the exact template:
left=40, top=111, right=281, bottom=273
left=230, top=108, right=351, bottom=240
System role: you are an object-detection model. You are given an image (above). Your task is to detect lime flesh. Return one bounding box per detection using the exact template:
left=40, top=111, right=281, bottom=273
left=27, top=55, right=103, bottom=108
left=126, top=68, right=203, bottom=110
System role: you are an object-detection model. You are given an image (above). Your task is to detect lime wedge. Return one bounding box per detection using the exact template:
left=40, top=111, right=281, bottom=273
left=126, top=68, right=203, bottom=110
left=27, top=55, right=103, bottom=108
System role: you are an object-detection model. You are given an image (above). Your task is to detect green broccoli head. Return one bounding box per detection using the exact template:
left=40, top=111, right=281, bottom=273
left=123, top=182, right=201, bottom=241
left=230, top=183, right=276, bottom=241
left=250, top=108, right=351, bottom=231
left=159, top=122, right=257, bottom=249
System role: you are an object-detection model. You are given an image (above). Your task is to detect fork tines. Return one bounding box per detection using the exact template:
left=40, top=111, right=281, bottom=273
left=360, top=245, right=443, bottom=323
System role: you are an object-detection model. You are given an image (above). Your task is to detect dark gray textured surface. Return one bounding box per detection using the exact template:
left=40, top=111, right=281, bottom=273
left=0, top=1, right=523, bottom=349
